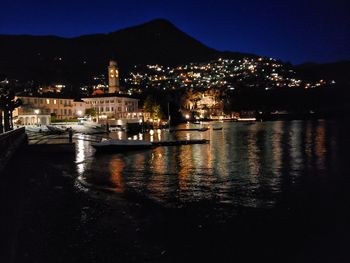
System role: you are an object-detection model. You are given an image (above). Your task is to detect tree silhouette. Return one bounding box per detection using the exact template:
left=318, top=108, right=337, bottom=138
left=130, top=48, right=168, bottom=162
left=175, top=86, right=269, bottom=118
left=0, top=88, right=22, bottom=133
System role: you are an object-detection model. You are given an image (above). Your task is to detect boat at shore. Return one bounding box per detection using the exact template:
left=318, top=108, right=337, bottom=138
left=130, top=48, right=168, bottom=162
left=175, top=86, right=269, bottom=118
left=198, top=127, right=209, bottom=132
left=25, top=125, right=49, bottom=133
left=46, top=125, right=66, bottom=134
left=212, top=127, right=223, bottom=130
left=92, top=139, right=153, bottom=152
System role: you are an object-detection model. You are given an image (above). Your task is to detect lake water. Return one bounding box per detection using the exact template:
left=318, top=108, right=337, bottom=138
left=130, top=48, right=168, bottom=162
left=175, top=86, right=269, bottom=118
left=3, top=119, right=350, bottom=263
left=75, top=120, right=349, bottom=208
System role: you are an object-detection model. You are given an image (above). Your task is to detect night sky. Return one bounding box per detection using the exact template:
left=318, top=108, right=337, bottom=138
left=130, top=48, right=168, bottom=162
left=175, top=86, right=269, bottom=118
left=1, top=0, right=349, bottom=64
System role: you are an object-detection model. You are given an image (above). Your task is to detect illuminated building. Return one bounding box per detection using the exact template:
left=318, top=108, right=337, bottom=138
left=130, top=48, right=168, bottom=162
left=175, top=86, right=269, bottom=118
left=15, top=96, right=83, bottom=121
left=81, top=94, right=142, bottom=125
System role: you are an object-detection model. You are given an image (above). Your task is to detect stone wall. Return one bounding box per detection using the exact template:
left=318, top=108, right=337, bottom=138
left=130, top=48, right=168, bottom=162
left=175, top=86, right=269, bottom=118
left=0, top=127, right=27, bottom=172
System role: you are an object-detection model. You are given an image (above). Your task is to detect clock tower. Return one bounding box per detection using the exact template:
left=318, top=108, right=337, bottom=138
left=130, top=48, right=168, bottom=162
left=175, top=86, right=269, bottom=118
left=108, top=60, right=120, bottom=93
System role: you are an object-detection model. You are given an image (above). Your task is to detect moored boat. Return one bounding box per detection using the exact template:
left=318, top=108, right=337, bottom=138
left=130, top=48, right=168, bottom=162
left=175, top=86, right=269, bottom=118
left=46, top=125, right=66, bottom=134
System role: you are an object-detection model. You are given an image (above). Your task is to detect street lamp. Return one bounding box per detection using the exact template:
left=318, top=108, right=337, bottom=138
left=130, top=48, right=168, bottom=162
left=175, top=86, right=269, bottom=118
left=185, top=114, right=190, bottom=124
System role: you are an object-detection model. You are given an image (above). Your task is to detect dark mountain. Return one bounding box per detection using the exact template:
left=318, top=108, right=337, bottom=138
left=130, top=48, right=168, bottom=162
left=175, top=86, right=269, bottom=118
left=0, top=19, right=348, bottom=88
left=0, top=19, right=254, bottom=85
left=295, top=61, right=350, bottom=85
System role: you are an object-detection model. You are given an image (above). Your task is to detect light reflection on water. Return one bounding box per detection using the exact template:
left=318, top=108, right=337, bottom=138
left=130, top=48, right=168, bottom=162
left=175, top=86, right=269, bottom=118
left=75, top=120, right=336, bottom=208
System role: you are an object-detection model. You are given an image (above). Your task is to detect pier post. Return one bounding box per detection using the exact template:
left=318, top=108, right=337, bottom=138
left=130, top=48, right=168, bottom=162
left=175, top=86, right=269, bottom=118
left=68, top=128, right=73, bottom=143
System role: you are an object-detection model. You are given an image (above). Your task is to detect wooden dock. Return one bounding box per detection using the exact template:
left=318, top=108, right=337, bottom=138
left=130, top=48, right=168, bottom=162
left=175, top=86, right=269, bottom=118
left=152, top=139, right=209, bottom=147
left=169, top=128, right=209, bottom=132
left=27, top=143, right=76, bottom=153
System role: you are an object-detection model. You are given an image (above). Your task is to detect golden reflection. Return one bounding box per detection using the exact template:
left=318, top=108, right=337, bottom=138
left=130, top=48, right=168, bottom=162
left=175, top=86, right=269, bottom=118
left=178, top=145, right=192, bottom=191
left=147, top=147, right=171, bottom=199
left=247, top=124, right=260, bottom=184
left=152, top=146, right=166, bottom=175
left=214, top=124, right=228, bottom=178
left=206, top=134, right=213, bottom=170
left=117, top=131, right=123, bottom=140
left=76, top=139, right=86, bottom=175
left=315, top=121, right=326, bottom=168
left=271, top=121, right=283, bottom=178
left=133, top=151, right=146, bottom=168
left=305, top=121, right=313, bottom=159
left=289, top=121, right=303, bottom=175
left=108, top=158, right=125, bottom=193
left=157, top=129, right=162, bottom=141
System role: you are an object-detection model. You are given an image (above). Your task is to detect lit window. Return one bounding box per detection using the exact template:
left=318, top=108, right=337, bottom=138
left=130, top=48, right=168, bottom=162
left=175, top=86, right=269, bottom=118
left=46, top=99, right=50, bottom=104
left=54, top=99, right=57, bottom=104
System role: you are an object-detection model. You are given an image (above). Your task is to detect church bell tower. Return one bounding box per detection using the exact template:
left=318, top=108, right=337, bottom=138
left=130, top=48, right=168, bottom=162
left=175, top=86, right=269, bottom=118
left=108, top=60, right=120, bottom=93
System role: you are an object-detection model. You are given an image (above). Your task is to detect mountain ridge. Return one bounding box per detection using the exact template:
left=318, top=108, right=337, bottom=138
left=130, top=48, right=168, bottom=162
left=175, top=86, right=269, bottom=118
left=0, top=19, right=348, bottom=86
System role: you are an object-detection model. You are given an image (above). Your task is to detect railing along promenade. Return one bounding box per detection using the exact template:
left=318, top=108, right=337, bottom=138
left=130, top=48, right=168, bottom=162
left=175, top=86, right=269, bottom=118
left=0, top=127, right=27, bottom=172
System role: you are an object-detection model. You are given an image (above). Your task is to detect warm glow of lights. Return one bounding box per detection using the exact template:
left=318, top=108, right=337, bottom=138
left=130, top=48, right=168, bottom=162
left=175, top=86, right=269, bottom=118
left=108, top=159, right=125, bottom=193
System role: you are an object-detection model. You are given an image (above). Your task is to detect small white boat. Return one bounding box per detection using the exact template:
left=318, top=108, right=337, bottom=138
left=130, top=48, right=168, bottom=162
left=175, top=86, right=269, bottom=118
left=92, top=139, right=153, bottom=152
left=237, top=117, right=256, bottom=122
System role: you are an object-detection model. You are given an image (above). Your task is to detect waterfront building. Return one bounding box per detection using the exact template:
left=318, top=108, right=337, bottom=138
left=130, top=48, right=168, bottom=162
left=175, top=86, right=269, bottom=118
left=14, top=94, right=144, bottom=126
left=15, top=95, right=82, bottom=120
left=81, top=94, right=146, bottom=125
left=13, top=60, right=150, bottom=127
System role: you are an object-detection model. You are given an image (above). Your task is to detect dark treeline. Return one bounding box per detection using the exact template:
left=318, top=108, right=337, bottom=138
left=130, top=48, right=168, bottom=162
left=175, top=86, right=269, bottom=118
left=134, top=84, right=350, bottom=123
left=226, top=85, right=350, bottom=113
